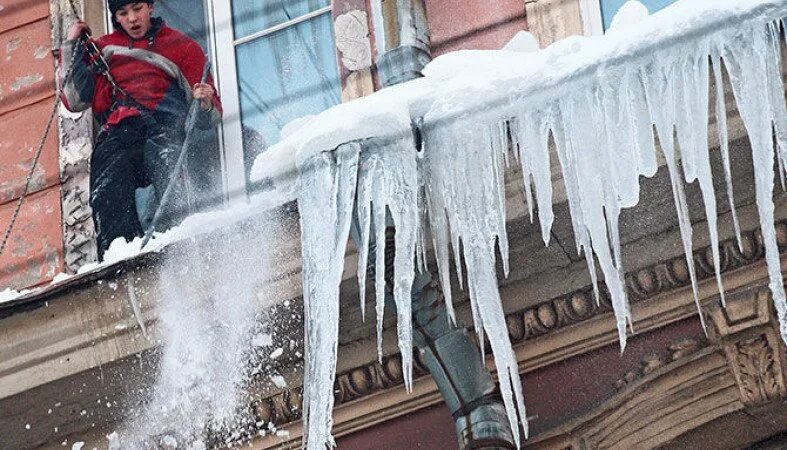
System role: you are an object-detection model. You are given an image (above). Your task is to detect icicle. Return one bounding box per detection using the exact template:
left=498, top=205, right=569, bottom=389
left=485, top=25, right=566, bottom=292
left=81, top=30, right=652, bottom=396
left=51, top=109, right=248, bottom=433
left=560, top=91, right=630, bottom=349
left=766, top=21, right=787, bottom=190
left=356, top=157, right=374, bottom=322
left=550, top=111, right=602, bottom=305
left=373, top=188, right=387, bottom=362
left=514, top=120, right=537, bottom=225
left=600, top=69, right=640, bottom=209
left=641, top=60, right=707, bottom=333
left=298, top=143, right=360, bottom=450
left=490, top=121, right=511, bottom=277
left=627, top=72, right=658, bottom=178
left=711, top=54, right=744, bottom=251
left=355, top=138, right=419, bottom=384
left=379, top=139, right=418, bottom=391
left=721, top=22, right=787, bottom=343
left=422, top=116, right=528, bottom=444
left=674, top=50, right=727, bottom=307
left=513, top=110, right=554, bottom=244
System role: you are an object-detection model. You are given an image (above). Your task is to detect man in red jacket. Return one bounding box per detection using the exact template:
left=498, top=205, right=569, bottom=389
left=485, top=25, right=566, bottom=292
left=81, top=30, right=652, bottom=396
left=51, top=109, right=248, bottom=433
left=60, top=0, right=223, bottom=260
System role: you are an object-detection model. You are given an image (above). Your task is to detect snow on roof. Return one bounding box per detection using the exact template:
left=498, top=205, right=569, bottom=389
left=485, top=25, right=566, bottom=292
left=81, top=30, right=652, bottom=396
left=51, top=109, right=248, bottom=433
left=0, top=188, right=292, bottom=308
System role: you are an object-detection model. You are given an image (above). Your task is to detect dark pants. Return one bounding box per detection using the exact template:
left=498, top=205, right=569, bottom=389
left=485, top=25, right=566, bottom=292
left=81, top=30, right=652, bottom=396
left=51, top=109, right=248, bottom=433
left=90, top=115, right=186, bottom=260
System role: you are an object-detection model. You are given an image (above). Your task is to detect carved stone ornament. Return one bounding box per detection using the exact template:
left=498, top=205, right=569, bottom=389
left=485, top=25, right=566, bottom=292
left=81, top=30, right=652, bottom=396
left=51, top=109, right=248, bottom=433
left=334, top=10, right=373, bottom=72
left=735, top=334, right=783, bottom=405
left=706, top=287, right=787, bottom=407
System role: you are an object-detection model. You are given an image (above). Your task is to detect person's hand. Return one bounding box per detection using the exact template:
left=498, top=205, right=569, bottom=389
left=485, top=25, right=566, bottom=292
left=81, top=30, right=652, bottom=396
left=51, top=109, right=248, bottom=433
left=67, top=21, right=91, bottom=41
left=193, top=82, right=215, bottom=110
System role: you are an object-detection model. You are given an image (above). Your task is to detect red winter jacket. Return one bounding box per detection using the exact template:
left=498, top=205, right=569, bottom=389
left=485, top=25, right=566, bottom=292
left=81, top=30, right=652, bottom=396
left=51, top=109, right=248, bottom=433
left=60, top=18, right=222, bottom=130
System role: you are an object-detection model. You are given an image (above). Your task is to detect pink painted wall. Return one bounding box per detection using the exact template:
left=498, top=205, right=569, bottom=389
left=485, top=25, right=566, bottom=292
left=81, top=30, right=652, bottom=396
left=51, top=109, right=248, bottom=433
left=424, top=0, right=528, bottom=56
left=0, top=0, right=64, bottom=290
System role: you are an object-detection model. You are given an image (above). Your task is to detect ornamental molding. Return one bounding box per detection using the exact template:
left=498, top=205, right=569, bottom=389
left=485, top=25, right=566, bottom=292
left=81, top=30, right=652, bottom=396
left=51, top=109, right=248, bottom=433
left=705, top=286, right=787, bottom=407
left=334, top=10, right=373, bottom=72
left=520, top=287, right=787, bottom=450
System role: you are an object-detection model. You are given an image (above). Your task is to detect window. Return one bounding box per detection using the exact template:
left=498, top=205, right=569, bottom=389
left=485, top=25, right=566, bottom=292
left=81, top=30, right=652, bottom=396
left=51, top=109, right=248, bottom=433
left=599, top=0, right=677, bottom=30
left=229, top=0, right=341, bottom=185
left=110, top=0, right=342, bottom=202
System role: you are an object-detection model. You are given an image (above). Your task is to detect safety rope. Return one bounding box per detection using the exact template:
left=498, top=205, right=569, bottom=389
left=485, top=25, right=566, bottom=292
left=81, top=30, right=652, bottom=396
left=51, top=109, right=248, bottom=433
left=0, top=7, right=84, bottom=259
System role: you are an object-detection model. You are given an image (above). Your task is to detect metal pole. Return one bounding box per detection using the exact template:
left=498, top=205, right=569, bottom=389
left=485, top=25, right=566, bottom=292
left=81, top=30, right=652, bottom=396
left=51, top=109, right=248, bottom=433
left=140, top=59, right=212, bottom=250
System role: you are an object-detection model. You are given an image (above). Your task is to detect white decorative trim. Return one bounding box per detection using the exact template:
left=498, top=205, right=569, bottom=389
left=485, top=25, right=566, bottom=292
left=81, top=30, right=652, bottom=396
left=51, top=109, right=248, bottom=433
left=334, top=10, right=373, bottom=72
left=209, top=0, right=248, bottom=204
left=233, top=6, right=332, bottom=46
left=369, top=0, right=386, bottom=54
left=579, top=0, right=604, bottom=36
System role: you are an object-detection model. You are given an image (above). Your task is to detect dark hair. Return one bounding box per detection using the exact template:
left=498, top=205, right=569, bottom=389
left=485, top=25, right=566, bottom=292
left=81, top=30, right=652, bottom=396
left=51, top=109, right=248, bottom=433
left=108, top=1, right=154, bottom=30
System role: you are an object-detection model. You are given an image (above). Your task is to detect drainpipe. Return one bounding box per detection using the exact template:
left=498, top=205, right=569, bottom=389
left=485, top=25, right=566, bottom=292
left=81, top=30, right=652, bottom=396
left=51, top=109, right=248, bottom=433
left=366, top=2, right=519, bottom=448
left=371, top=0, right=431, bottom=87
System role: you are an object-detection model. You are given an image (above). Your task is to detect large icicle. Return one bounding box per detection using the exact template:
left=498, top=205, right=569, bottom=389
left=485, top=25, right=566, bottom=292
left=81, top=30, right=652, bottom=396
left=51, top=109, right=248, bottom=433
left=560, top=90, right=632, bottom=349
left=355, top=136, right=419, bottom=385
left=674, top=48, right=727, bottom=307
left=711, top=54, right=744, bottom=251
left=299, top=144, right=360, bottom=450
left=422, top=117, right=528, bottom=444
left=720, top=21, right=787, bottom=341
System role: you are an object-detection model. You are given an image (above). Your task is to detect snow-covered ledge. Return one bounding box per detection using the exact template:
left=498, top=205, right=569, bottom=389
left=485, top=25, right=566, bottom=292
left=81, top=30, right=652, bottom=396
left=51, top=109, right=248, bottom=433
left=250, top=1, right=787, bottom=448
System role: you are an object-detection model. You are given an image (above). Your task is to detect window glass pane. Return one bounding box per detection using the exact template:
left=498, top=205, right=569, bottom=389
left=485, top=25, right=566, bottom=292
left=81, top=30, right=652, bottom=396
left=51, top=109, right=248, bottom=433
left=232, top=0, right=331, bottom=41
left=235, top=12, right=340, bottom=178
left=156, top=0, right=209, bottom=50
left=599, top=0, right=678, bottom=30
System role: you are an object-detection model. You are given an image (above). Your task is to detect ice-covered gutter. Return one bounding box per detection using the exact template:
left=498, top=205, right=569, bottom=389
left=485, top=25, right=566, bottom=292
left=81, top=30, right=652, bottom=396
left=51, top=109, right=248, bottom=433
left=252, top=1, right=787, bottom=449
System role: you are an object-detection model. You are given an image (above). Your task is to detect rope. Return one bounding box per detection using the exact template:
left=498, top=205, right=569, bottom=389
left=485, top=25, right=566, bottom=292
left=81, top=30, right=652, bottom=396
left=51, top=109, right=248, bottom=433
left=0, top=24, right=83, bottom=258
left=0, top=98, right=60, bottom=258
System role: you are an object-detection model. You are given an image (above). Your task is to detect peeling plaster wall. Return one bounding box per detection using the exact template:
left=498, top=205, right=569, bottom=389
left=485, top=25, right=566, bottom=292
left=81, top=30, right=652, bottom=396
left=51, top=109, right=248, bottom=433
left=424, top=0, right=528, bottom=56
left=0, top=0, right=64, bottom=290
left=333, top=0, right=377, bottom=101
left=50, top=0, right=97, bottom=272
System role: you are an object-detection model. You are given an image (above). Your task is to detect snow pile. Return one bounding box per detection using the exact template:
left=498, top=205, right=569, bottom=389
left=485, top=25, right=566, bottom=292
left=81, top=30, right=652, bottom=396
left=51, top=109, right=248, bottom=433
left=64, top=188, right=290, bottom=277
left=607, top=1, right=650, bottom=33
left=0, top=288, right=30, bottom=304
left=286, top=0, right=787, bottom=448
left=502, top=31, right=540, bottom=52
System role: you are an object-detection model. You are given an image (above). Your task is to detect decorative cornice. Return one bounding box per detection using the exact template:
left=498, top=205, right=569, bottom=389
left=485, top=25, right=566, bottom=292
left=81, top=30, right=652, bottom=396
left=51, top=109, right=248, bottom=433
left=614, top=337, right=707, bottom=390
left=505, top=220, right=786, bottom=347
left=250, top=220, right=787, bottom=432
left=526, top=285, right=787, bottom=450
left=705, top=285, right=787, bottom=408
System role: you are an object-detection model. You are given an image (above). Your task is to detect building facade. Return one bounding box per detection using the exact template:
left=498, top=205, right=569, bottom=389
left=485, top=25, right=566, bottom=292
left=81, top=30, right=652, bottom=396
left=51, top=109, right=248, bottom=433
left=2, top=0, right=787, bottom=449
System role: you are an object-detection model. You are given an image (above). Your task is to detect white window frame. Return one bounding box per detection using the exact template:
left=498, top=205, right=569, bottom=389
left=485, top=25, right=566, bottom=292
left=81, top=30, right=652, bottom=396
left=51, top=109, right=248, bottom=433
left=210, top=0, right=335, bottom=203
left=207, top=0, right=247, bottom=205
left=579, top=0, right=604, bottom=36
